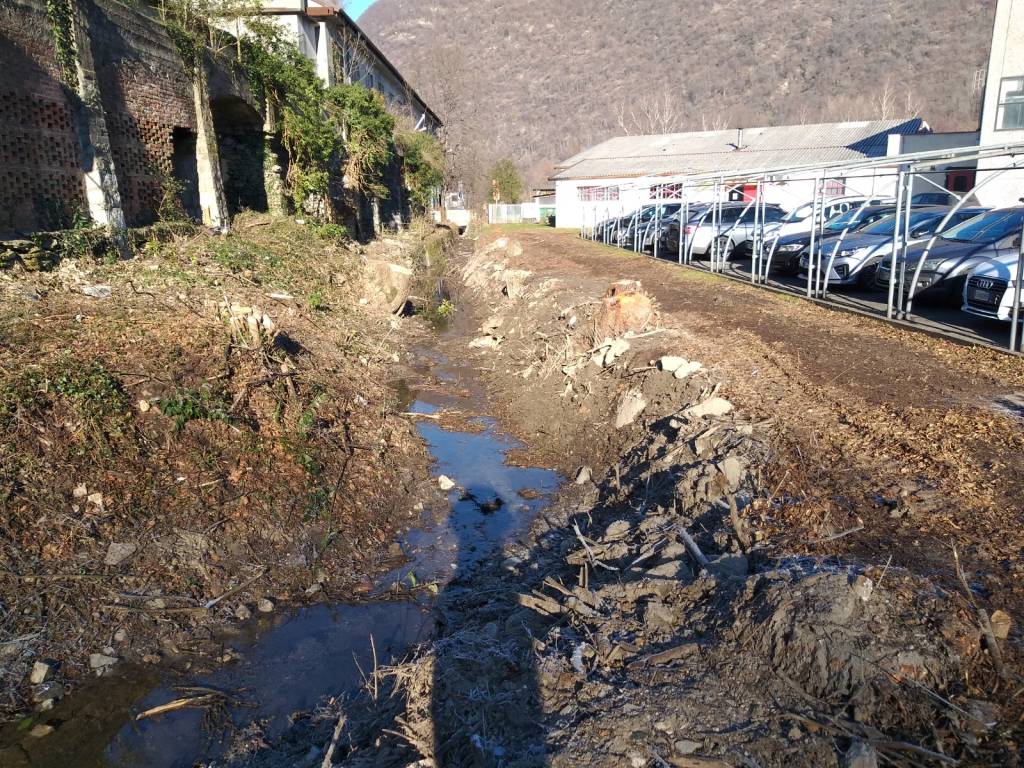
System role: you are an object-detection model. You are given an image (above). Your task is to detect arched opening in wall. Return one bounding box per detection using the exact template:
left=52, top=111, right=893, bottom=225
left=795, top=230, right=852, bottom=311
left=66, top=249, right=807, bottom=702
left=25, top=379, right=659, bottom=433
left=210, top=96, right=268, bottom=215
left=170, top=127, right=201, bottom=222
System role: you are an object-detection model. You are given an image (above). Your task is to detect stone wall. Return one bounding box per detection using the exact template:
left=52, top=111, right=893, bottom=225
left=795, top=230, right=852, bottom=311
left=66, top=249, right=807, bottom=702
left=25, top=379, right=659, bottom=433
left=86, top=0, right=198, bottom=226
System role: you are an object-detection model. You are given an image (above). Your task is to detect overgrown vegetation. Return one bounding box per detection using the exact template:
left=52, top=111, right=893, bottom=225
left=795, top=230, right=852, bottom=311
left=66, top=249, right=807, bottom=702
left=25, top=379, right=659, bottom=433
left=44, top=0, right=77, bottom=88
left=158, top=386, right=233, bottom=431
left=329, top=83, right=396, bottom=200
left=156, top=2, right=398, bottom=222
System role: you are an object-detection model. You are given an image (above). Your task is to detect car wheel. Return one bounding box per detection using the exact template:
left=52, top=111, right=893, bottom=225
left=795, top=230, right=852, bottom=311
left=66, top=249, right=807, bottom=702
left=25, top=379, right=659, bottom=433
left=946, top=275, right=967, bottom=304
left=857, top=265, right=876, bottom=290
left=717, top=236, right=734, bottom=261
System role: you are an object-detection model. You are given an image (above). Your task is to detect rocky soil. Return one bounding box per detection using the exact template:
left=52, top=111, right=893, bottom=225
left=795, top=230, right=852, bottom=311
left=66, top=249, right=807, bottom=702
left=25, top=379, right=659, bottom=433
left=0, top=215, right=454, bottom=739
left=236, top=230, right=1020, bottom=767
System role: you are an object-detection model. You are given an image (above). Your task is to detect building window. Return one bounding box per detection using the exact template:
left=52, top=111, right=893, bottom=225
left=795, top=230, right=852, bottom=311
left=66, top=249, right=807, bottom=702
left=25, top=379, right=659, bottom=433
left=997, top=77, right=1024, bottom=130
left=578, top=186, right=620, bottom=202
left=649, top=183, right=683, bottom=199
left=823, top=178, right=847, bottom=196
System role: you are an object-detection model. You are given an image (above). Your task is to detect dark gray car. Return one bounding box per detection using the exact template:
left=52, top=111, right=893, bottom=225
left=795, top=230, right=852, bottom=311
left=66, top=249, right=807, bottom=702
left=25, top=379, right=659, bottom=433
left=875, top=207, right=1024, bottom=301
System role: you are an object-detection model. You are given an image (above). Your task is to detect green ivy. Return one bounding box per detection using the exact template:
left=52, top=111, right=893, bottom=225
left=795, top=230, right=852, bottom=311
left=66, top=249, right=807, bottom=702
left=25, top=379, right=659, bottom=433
left=45, top=0, right=77, bottom=88
left=327, top=84, right=395, bottom=200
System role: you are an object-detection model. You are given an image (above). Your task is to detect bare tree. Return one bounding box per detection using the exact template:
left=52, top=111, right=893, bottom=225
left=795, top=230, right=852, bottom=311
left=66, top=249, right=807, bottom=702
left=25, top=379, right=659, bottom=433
left=407, top=45, right=489, bottom=203
left=333, top=19, right=374, bottom=86
left=615, top=88, right=686, bottom=135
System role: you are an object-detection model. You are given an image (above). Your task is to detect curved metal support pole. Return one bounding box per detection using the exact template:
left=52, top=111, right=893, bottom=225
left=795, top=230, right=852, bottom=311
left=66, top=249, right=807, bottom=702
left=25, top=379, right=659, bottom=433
left=904, top=162, right=1021, bottom=318
left=896, top=172, right=916, bottom=316
left=886, top=169, right=907, bottom=319
left=806, top=175, right=822, bottom=298
left=1010, top=233, right=1024, bottom=353
left=678, top=194, right=688, bottom=265
left=751, top=181, right=761, bottom=284
left=819, top=196, right=885, bottom=299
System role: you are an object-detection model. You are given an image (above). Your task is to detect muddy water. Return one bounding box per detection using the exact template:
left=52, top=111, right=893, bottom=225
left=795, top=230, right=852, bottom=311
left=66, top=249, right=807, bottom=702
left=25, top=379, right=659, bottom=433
left=7, top=337, right=560, bottom=768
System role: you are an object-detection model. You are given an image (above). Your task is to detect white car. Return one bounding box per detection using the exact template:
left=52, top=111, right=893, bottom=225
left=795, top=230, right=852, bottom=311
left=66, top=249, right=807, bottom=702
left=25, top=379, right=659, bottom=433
left=962, top=250, right=1024, bottom=321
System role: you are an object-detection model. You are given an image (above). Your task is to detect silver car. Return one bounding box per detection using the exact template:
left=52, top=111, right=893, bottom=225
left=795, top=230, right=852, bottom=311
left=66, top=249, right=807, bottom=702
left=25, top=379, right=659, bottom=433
left=685, top=202, right=786, bottom=259
left=798, top=206, right=989, bottom=288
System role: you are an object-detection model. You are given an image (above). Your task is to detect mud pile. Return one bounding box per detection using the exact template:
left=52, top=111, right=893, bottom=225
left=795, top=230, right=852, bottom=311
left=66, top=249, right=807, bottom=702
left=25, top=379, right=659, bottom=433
left=242, top=233, right=1012, bottom=768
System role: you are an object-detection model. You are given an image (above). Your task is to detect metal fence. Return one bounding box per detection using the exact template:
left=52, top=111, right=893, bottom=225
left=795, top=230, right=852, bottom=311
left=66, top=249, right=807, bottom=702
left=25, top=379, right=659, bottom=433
left=488, top=203, right=542, bottom=224
left=578, top=142, right=1024, bottom=354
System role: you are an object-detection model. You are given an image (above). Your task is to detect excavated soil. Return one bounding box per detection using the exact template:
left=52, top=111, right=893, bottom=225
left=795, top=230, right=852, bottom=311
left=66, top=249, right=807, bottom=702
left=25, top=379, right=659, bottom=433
left=234, top=229, right=1021, bottom=768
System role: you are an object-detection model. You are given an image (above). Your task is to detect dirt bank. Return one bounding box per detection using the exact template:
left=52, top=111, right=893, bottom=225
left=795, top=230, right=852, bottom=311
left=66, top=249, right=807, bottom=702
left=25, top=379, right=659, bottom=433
left=237, top=229, right=1020, bottom=767
left=0, top=216, right=454, bottom=733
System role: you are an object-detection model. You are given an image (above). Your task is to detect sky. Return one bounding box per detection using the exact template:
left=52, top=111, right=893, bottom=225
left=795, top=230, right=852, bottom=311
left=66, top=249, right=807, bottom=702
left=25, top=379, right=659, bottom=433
left=345, top=0, right=377, bottom=19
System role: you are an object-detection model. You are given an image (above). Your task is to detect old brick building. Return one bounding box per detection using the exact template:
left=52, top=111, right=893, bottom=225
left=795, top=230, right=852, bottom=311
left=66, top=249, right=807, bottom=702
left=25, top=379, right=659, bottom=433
left=2, top=0, right=282, bottom=235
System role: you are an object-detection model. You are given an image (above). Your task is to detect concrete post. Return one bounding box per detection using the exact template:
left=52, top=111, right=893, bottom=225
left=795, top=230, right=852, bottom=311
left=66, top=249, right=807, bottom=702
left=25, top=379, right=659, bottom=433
left=69, top=4, right=127, bottom=246
left=192, top=68, right=230, bottom=231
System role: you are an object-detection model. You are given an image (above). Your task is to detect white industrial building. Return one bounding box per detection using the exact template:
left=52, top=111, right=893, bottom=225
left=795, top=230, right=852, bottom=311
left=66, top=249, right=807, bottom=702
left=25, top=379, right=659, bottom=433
left=550, top=119, right=984, bottom=230
left=977, top=0, right=1024, bottom=206
left=552, top=0, right=1024, bottom=229
left=225, top=0, right=440, bottom=134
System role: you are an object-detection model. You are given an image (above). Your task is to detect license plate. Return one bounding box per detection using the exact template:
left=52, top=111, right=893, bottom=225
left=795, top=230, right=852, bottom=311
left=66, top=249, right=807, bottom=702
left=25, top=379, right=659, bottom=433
left=969, top=288, right=994, bottom=303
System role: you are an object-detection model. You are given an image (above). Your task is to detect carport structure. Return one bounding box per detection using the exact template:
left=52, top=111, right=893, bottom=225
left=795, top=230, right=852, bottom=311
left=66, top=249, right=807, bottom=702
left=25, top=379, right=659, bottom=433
left=580, top=141, right=1024, bottom=354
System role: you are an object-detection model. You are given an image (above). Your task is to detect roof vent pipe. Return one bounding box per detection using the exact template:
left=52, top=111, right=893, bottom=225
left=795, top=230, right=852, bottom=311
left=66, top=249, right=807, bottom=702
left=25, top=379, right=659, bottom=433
left=735, top=128, right=744, bottom=150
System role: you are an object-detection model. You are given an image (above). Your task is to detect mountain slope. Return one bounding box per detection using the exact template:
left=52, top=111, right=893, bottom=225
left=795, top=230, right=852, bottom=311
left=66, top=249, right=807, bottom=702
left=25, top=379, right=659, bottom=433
left=361, top=0, right=996, bottom=192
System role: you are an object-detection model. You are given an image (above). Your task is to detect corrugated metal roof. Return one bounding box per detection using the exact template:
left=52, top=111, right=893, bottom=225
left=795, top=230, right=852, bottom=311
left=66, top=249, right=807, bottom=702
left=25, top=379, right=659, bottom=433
left=551, top=119, right=926, bottom=181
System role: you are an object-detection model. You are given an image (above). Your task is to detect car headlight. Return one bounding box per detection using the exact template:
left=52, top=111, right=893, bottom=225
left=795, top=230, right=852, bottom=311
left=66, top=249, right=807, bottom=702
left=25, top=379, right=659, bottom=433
left=920, top=259, right=944, bottom=272
left=777, top=243, right=802, bottom=253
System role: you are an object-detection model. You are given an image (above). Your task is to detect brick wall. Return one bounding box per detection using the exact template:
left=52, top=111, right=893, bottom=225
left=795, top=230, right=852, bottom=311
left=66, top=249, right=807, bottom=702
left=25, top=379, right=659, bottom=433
left=0, top=0, right=263, bottom=232
left=88, top=0, right=198, bottom=226
left=0, top=2, right=85, bottom=232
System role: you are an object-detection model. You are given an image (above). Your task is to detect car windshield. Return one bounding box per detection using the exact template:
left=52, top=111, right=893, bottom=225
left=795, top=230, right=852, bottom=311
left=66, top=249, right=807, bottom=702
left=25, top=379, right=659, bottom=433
left=860, top=211, right=942, bottom=238
left=824, top=207, right=882, bottom=232
left=943, top=209, right=1024, bottom=243
left=782, top=204, right=812, bottom=223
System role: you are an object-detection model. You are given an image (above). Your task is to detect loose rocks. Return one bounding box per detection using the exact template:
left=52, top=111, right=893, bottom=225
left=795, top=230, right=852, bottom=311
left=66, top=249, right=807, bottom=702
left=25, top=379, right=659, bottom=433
left=615, top=389, right=648, bottom=429
left=89, top=653, right=118, bottom=671
left=29, top=661, right=54, bottom=685
left=104, top=542, right=137, bottom=567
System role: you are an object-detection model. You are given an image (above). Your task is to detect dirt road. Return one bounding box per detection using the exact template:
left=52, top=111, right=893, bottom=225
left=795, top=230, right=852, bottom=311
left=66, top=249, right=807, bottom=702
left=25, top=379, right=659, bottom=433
left=487, top=226, right=1024, bottom=622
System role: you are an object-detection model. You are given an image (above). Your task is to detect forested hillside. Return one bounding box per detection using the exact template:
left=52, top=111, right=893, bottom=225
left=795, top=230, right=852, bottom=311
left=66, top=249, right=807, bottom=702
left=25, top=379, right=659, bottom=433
left=360, top=0, right=996, bottom=197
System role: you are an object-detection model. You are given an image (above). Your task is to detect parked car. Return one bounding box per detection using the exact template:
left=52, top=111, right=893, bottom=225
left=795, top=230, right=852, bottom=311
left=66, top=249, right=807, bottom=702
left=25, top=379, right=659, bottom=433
left=663, top=201, right=786, bottom=259
left=765, top=203, right=905, bottom=275
left=910, top=192, right=971, bottom=206
left=659, top=204, right=712, bottom=255
left=736, top=195, right=894, bottom=256
left=634, top=203, right=681, bottom=251
left=605, top=204, right=679, bottom=249
left=797, top=206, right=989, bottom=288
left=962, top=250, right=1024, bottom=322
left=874, top=207, right=1024, bottom=301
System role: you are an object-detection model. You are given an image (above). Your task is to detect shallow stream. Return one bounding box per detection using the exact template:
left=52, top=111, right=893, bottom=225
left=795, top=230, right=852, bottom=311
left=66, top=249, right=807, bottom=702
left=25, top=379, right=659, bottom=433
left=5, top=330, right=560, bottom=768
